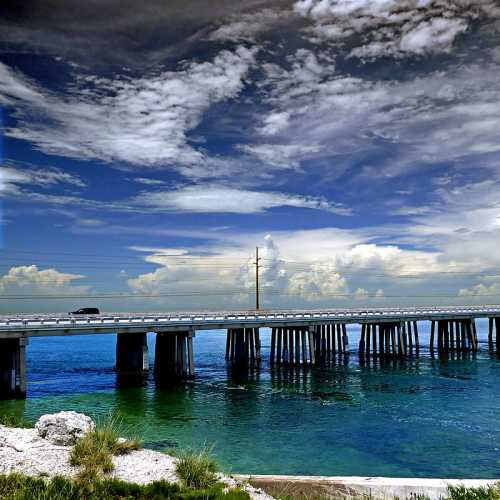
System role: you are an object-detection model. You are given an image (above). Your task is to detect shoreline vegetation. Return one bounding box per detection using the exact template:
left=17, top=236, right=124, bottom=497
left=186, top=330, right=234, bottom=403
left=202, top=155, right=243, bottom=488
left=0, top=412, right=499, bottom=500
left=0, top=411, right=267, bottom=500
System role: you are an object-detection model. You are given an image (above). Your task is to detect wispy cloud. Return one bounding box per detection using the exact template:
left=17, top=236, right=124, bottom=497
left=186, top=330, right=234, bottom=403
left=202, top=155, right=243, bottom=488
left=0, top=162, right=86, bottom=195
left=131, top=184, right=352, bottom=214
left=129, top=177, right=166, bottom=186
left=0, top=175, right=351, bottom=216
left=207, top=8, right=289, bottom=42
left=0, top=46, right=257, bottom=171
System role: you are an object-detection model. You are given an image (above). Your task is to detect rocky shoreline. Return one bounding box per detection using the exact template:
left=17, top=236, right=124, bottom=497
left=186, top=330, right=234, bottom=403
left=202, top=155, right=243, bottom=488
left=0, top=411, right=272, bottom=499
left=2, top=412, right=498, bottom=500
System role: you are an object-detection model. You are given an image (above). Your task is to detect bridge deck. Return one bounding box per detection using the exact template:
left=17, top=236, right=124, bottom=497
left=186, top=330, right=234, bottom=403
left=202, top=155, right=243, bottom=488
left=1, top=305, right=500, bottom=338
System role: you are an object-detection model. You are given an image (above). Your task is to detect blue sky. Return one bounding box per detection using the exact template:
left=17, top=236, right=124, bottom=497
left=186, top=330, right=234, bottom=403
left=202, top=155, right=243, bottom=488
left=1, top=0, right=500, bottom=312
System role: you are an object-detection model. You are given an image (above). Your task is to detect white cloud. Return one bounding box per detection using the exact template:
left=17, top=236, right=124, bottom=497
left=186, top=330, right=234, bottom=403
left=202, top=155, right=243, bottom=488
left=131, top=184, right=352, bottom=214
left=0, top=164, right=86, bottom=196
left=334, top=243, right=440, bottom=276
left=459, top=282, right=500, bottom=297
left=399, top=18, right=467, bottom=54
left=129, top=177, right=166, bottom=186
left=294, top=0, right=499, bottom=58
left=288, top=263, right=348, bottom=301
left=237, top=143, right=322, bottom=169
left=255, top=44, right=500, bottom=184
left=0, top=46, right=256, bottom=171
left=0, top=265, right=88, bottom=295
left=125, top=233, right=459, bottom=309
left=354, top=287, right=369, bottom=299
left=0, top=172, right=351, bottom=216
left=208, top=9, right=287, bottom=42
left=128, top=246, right=188, bottom=257
left=260, top=112, right=291, bottom=136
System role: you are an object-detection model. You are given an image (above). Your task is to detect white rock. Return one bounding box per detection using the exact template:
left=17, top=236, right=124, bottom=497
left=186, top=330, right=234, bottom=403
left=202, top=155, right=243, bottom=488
left=35, top=411, right=95, bottom=446
left=112, top=449, right=177, bottom=484
left=0, top=424, right=75, bottom=478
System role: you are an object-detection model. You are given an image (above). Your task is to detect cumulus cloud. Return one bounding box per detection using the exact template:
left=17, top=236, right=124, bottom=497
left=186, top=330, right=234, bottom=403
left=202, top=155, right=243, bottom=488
left=294, top=0, right=500, bottom=58
left=354, top=287, right=369, bottom=299
left=288, top=263, right=348, bottom=300
left=126, top=247, right=250, bottom=310
left=0, top=46, right=256, bottom=171
left=0, top=265, right=88, bottom=295
left=459, top=282, right=500, bottom=298
left=125, top=234, right=447, bottom=309
left=127, top=234, right=349, bottom=307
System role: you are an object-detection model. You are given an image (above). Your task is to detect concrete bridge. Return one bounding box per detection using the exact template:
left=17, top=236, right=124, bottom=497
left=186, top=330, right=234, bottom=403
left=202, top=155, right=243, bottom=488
left=2, top=304, right=500, bottom=399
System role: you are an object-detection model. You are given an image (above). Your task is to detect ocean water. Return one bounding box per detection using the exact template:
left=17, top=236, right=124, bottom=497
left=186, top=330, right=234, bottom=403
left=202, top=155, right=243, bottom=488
left=1, top=319, right=500, bottom=478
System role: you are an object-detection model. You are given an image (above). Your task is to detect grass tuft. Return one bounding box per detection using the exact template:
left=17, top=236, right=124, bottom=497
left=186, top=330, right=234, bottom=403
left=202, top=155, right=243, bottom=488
left=175, top=446, right=219, bottom=489
left=70, top=412, right=141, bottom=482
left=447, top=484, right=500, bottom=500
left=0, top=413, right=32, bottom=428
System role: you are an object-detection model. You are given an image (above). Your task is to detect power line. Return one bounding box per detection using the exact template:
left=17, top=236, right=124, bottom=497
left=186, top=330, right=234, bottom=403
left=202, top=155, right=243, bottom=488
left=2, top=249, right=499, bottom=274
left=0, top=288, right=498, bottom=300
left=2, top=257, right=500, bottom=276
left=8, top=263, right=248, bottom=269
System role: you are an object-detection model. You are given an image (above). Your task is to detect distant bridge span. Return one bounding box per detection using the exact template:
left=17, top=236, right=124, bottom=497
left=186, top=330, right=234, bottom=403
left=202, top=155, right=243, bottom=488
left=2, top=305, right=500, bottom=399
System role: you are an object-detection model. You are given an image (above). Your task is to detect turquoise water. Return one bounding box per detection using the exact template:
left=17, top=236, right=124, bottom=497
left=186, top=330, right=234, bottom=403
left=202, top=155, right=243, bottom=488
left=1, top=320, right=500, bottom=478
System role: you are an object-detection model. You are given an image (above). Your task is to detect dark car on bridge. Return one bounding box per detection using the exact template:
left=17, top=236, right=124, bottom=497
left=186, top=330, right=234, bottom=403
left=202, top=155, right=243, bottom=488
left=69, top=307, right=100, bottom=315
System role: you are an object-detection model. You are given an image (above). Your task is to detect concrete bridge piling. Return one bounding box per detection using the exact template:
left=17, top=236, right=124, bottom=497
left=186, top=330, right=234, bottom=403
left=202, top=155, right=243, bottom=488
left=116, top=333, right=149, bottom=379
left=0, top=338, right=28, bottom=399
left=313, top=324, right=349, bottom=364
left=268, top=324, right=349, bottom=367
left=359, top=321, right=419, bottom=358
left=430, top=319, right=477, bottom=356
left=269, top=326, right=314, bottom=366
left=226, top=328, right=261, bottom=366
left=154, top=331, right=195, bottom=384
left=488, top=317, right=500, bottom=354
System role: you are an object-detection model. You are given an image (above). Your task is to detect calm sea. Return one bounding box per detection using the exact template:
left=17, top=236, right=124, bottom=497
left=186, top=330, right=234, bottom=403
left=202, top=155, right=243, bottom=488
left=1, top=319, right=499, bottom=478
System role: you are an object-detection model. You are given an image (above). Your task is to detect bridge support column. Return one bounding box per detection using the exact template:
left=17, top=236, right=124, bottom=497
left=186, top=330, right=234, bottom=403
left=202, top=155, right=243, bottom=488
left=0, top=338, right=28, bottom=399
left=155, top=331, right=195, bottom=384
left=362, top=322, right=414, bottom=359
left=488, top=317, right=500, bottom=354
left=270, top=325, right=346, bottom=366
left=311, top=324, right=349, bottom=364
left=226, top=328, right=260, bottom=366
left=116, top=333, right=149, bottom=379
left=431, top=319, right=477, bottom=356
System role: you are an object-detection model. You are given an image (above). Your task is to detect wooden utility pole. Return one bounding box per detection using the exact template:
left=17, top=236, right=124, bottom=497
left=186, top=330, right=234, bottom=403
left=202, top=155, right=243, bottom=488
left=254, top=246, right=261, bottom=310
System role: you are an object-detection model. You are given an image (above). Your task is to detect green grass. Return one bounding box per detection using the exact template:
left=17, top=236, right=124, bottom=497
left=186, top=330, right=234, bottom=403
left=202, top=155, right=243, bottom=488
left=0, top=473, right=250, bottom=500
left=69, top=413, right=142, bottom=482
left=447, top=484, right=500, bottom=500
left=0, top=413, right=32, bottom=428
left=174, top=446, right=219, bottom=489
